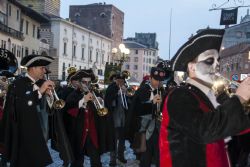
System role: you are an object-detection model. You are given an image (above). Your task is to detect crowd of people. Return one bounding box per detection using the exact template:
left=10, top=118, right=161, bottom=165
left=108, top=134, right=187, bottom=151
left=0, top=28, right=250, bottom=167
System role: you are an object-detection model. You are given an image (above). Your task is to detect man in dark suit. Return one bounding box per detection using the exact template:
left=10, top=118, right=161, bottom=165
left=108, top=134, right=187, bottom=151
left=2, top=54, right=56, bottom=167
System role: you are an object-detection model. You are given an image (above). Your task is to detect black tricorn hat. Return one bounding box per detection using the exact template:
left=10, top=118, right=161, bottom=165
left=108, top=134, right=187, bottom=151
left=70, top=69, right=96, bottom=81
left=21, top=54, right=54, bottom=68
left=171, top=28, right=225, bottom=72
left=150, top=67, right=165, bottom=81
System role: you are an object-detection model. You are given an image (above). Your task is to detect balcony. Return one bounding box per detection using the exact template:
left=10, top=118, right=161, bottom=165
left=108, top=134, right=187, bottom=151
left=0, top=22, right=24, bottom=41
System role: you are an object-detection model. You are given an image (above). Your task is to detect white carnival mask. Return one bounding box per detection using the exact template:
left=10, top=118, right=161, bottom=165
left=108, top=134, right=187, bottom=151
left=194, top=49, right=219, bottom=85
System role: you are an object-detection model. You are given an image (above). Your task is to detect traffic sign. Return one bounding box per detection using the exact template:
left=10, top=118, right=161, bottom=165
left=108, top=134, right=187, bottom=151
left=231, top=74, right=239, bottom=81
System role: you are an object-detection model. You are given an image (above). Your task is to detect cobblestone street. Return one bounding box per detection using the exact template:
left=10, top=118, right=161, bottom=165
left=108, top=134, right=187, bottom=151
left=48, top=141, right=142, bottom=167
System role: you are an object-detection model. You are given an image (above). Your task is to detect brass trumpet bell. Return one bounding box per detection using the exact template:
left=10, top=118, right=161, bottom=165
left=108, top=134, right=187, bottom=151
left=97, top=107, right=108, bottom=116
left=53, top=99, right=65, bottom=110
left=212, top=73, right=250, bottom=112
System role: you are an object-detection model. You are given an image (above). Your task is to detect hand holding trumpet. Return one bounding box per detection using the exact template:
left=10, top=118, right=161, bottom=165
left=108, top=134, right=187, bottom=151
left=236, top=77, right=250, bottom=104
left=39, top=80, right=55, bottom=95
left=153, top=94, right=162, bottom=104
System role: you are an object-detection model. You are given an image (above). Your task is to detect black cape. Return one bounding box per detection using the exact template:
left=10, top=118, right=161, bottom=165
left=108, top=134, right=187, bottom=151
left=2, top=76, right=73, bottom=166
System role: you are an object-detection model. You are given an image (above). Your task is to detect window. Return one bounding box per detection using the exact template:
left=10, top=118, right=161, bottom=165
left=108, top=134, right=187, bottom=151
left=63, top=42, right=67, bottom=55
left=127, top=57, right=130, bottom=62
left=89, top=50, right=92, bottom=62
left=96, top=52, right=99, bottom=63
left=126, top=65, right=130, bottom=70
left=32, top=25, right=36, bottom=37
left=26, top=21, right=29, bottom=35
left=62, top=63, right=66, bottom=80
left=17, top=10, right=19, bottom=20
left=134, top=57, right=138, bottom=62
left=246, top=32, right=250, bottom=39
left=25, top=48, right=29, bottom=56
left=134, top=65, right=138, bottom=70
left=98, top=69, right=103, bottom=75
left=73, top=45, right=76, bottom=58
left=81, top=48, right=85, bottom=60
left=102, top=53, right=104, bottom=64
left=135, top=50, right=138, bottom=54
left=37, top=28, right=40, bottom=39
left=20, top=19, right=24, bottom=32
left=8, top=5, right=11, bottom=16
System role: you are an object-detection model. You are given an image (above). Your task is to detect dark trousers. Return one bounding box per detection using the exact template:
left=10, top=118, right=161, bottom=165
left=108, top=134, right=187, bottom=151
left=140, top=130, right=159, bottom=167
left=110, top=127, right=126, bottom=159
left=71, top=136, right=101, bottom=167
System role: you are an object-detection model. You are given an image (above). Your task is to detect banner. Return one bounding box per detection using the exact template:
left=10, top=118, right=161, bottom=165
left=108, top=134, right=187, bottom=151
left=220, top=8, right=238, bottom=25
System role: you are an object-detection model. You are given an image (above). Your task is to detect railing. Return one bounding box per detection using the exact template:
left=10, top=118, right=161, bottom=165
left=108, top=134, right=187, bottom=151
left=0, top=22, right=24, bottom=40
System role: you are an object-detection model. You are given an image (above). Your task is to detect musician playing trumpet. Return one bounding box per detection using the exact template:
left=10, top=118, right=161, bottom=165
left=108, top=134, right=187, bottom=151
left=159, top=29, right=250, bottom=167
left=2, top=54, right=57, bottom=166
left=65, top=69, right=104, bottom=167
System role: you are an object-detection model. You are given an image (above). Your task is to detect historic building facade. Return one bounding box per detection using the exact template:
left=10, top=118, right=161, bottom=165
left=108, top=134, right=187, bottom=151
left=47, top=18, right=112, bottom=80
left=69, top=3, right=124, bottom=57
left=0, top=0, right=49, bottom=73
left=18, top=0, right=60, bottom=16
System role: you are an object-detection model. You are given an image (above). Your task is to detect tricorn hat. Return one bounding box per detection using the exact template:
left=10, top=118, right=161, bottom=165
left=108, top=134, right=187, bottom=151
left=70, top=69, right=96, bottom=81
left=171, top=28, right=225, bottom=72
left=21, top=54, right=54, bottom=68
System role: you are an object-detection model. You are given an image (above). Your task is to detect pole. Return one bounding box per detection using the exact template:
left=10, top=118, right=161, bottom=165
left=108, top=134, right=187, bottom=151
left=168, top=8, right=172, bottom=60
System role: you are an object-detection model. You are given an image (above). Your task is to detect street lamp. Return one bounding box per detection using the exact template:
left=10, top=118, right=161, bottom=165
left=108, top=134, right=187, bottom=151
left=112, top=43, right=130, bottom=66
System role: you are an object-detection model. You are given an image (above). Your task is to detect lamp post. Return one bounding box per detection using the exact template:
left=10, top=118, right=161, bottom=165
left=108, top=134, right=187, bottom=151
left=112, top=44, right=130, bottom=68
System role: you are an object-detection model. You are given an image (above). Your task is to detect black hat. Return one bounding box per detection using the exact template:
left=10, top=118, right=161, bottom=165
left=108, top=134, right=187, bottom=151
left=66, top=71, right=77, bottom=81
left=157, top=60, right=173, bottom=80
left=171, top=28, right=225, bottom=72
left=21, top=54, right=54, bottom=68
left=109, top=70, right=119, bottom=81
left=115, top=72, right=126, bottom=80
left=0, top=70, right=15, bottom=78
left=150, top=67, right=165, bottom=81
left=70, top=69, right=96, bottom=81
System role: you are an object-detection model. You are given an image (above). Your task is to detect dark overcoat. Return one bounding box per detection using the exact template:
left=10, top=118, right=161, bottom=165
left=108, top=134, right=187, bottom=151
left=159, top=84, right=250, bottom=167
left=2, top=77, right=52, bottom=167
left=65, top=89, right=114, bottom=155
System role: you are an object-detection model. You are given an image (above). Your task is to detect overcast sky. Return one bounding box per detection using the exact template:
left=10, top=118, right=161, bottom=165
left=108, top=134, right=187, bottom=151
left=61, top=0, right=249, bottom=60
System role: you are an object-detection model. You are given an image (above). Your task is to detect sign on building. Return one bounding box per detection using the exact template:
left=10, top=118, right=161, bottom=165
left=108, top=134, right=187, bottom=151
left=240, top=73, right=249, bottom=81
left=220, top=8, right=238, bottom=25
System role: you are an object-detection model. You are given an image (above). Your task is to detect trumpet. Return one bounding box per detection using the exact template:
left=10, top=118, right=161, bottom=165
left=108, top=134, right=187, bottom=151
left=119, top=86, right=128, bottom=110
left=155, top=89, right=162, bottom=122
left=50, top=88, right=65, bottom=110
left=82, top=83, right=108, bottom=116
left=122, top=70, right=135, bottom=96
left=45, top=75, right=65, bottom=110
left=212, top=73, right=250, bottom=112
